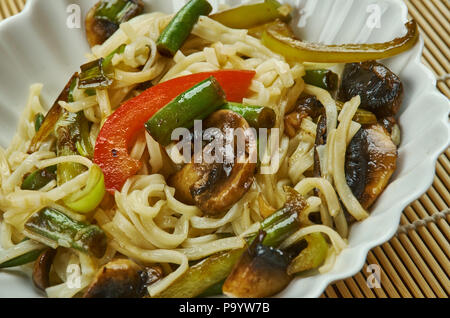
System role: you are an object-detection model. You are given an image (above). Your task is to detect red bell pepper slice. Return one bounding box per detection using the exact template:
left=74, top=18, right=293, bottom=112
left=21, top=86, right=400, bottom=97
left=93, top=70, right=256, bottom=193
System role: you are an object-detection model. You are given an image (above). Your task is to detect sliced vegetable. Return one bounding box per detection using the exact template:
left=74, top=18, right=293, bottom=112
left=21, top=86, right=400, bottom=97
left=93, top=70, right=255, bottom=193
left=32, top=248, right=57, bottom=291
left=222, top=102, right=276, bottom=129
left=28, top=73, right=78, bottom=154
left=145, top=77, right=226, bottom=146
left=24, top=207, right=107, bottom=258
left=169, top=110, right=256, bottom=216
left=85, top=0, right=144, bottom=47
left=303, top=69, right=339, bottom=92
left=79, top=44, right=126, bottom=90
left=83, top=259, right=162, bottom=298
left=287, top=233, right=328, bottom=275
left=34, top=113, right=45, bottom=133
left=346, top=123, right=397, bottom=210
left=0, top=248, right=44, bottom=269
left=21, top=166, right=57, bottom=191
left=338, top=61, right=404, bottom=118
left=157, top=0, right=212, bottom=57
left=63, top=164, right=106, bottom=214
left=55, top=111, right=88, bottom=185
left=156, top=189, right=307, bottom=298
left=210, top=0, right=291, bottom=29
left=261, top=20, right=419, bottom=63
left=223, top=231, right=292, bottom=298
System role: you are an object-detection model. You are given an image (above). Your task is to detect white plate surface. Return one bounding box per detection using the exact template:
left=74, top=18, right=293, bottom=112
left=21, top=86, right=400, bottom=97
left=0, top=0, right=448, bottom=298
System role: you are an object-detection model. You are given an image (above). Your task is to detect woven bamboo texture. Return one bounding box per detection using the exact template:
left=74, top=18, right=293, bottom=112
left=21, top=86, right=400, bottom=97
left=0, top=0, right=448, bottom=298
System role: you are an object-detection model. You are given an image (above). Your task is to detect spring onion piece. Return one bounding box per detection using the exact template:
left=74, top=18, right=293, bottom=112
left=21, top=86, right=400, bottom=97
left=21, top=166, right=57, bottom=191
left=210, top=0, right=291, bottom=29
left=55, top=111, right=87, bottom=185
left=261, top=20, right=419, bottom=63
left=156, top=0, right=213, bottom=57
left=78, top=44, right=126, bottom=89
left=336, top=101, right=377, bottom=125
left=86, top=0, right=144, bottom=47
left=63, top=165, right=106, bottom=214
left=303, top=69, right=339, bottom=92
left=0, top=248, right=44, bottom=269
left=145, top=76, right=226, bottom=146
left=75, top=115, right=94, bottom=158
left=222, top=102, right=276, bottom=129
left=287, top=233, right=328, bottom=275
left=156, top=191, right=306, bottom=298
left=34, top=113, right=45, bottom=133
left=28, top=73, right=78, bottom=154
left=24, top=207, right=107, bottom=258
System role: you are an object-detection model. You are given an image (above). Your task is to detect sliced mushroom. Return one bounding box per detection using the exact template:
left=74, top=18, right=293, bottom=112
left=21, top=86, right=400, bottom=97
left=169, top=110, right=257, bottom=216
left=338, top=61, right=404, bottom=118
left=83, top=259, right=162, bottom=298
left=32, top=248, right=57, bottom=291
left=223, top=231, right=292, bottom=298
left=345, top=123, right=397, bottom=210
left=284, top=94, right=324, bottom=138
left=85, top=0, right=145, bottom=47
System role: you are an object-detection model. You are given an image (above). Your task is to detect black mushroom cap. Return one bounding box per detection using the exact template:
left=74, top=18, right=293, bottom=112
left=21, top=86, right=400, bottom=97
left=345, top=123, right=397, bottom=210
left=338, top=61, right=404, bottom=118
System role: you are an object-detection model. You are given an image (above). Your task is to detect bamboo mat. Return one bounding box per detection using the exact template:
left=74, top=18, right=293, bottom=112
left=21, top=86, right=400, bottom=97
left=0, top=0, right=448, bottom=298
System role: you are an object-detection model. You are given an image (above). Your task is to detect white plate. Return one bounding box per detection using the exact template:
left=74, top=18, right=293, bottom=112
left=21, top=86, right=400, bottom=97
left=0, top=0, right=448, bottom=298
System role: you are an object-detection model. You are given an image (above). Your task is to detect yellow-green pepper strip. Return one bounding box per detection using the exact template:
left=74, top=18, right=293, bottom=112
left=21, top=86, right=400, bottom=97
left=24, top=207, right=107, bottom=258
left=64, top=165, right=106, bottom=214
left=210, top=0, right=291, bottom=29
left=287, top=233, right=328, bottom=275
left=261, top=20, right=419, bottom=63
left=157, top=0, right=213, bottom=57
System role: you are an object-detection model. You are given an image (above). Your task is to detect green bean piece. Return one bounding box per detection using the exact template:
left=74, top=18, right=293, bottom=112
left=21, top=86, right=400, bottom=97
left=222, top=102, right=276, bottom=129
left=156, top=0, right=213, bottom=57
left=0, top=249, right=44, bottom=269
left=24, top=207, right=107, bottom=258
left=21, top=166, right=57, bottom=191
left=145, top=76, right=226, bottom=146
left=303, top=69, right=339, bottom=91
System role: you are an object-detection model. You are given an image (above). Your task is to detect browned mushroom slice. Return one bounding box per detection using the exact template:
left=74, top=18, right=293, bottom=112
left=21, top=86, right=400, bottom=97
left=85, top=0, right=145, bottom=47
left=223, top=231, right=292, bottom=298
left=169, top=110, right=257, bottom=216
left=32, top=248, right=57, bottom=291
left=345, top=123, right=397, bottom=210
left=83, top=259, right=162, bottom=298
left=284, top=94, right=325, bottom=138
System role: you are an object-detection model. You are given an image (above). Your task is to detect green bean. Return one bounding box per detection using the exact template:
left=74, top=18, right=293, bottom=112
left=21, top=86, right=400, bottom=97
left=156, top=0, right=213, bottom=57
left=303, top=69, right=339, bottom=91
left=0, top=249, right=44, bottom=269
left=222, top=102, right=276, bottom=129
left=145, top=76, right=226, bottom=146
